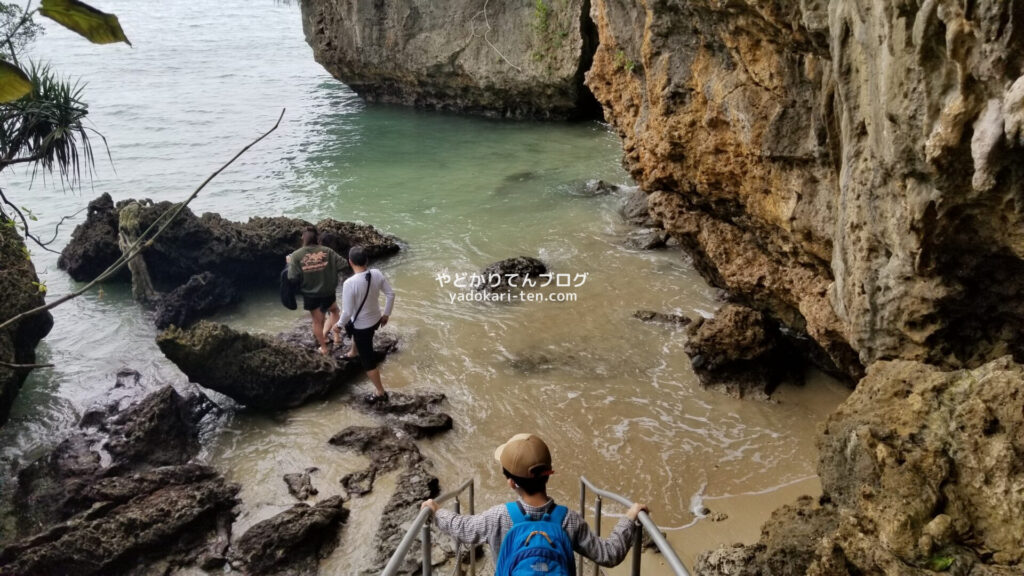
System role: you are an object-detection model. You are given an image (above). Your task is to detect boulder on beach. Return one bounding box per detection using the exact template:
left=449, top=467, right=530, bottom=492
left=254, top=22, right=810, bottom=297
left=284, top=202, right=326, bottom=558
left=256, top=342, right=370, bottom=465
left=476, top=256, right=548, bottom=293
left=284, top=468, right=319, bottom=501
left=58, top=194, right=401, bottom=285
left=684, top=304, right=795, bottom=398
left=156, top=320, right=398, bottom=411
left=2, top=374, right=238, bottom=576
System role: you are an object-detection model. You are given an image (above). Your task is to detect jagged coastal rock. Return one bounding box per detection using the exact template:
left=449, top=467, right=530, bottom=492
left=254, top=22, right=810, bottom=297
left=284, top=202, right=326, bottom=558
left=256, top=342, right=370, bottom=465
left=230, top=496, right=349, bottom=576
left=156, top=320, right=399, bottom=411
left=586, top=0, right=1024, bottom=378
left=0, top=225, right=54, bottom=426
left=299, top=0, right=600, bottom=119
left=699, top=356, right=1024, bottom=575
left=1, top=375, right=238, bottom=575
left=58, top=193, right=401, bottom=286
left=477, top=256, right=548, bottom=293
left=154, top=271, right=240, bottom=330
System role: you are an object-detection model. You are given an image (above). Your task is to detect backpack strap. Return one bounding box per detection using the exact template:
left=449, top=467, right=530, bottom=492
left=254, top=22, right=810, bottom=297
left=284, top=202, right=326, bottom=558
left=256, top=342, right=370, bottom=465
left=548, top=504, right=569, bottom=527
left=505, top=501, right=527, bottom=525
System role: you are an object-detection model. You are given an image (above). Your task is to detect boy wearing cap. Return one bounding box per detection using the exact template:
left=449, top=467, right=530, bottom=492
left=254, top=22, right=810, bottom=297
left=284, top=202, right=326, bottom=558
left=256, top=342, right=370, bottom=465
left=421, top=433, right=647, bottom=570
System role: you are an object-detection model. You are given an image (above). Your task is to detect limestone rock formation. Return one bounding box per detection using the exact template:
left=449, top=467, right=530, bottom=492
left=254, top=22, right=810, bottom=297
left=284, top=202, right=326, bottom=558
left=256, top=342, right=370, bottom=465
left=586, top=0, right=1024, bottom=379
left=231, top=496, right=348, bottom=576
left=156, top=320, right=398, bottom=411
left=58, top=194, right=401, bottom=286
left=299, top=0, right=600, bottom=119
left=684, top=305, right=795, bottom=398
left=284, top=468, right=319, bottom=501
left=154, top=271, right=240, bottom=329
left=0, top=224, right=54, bottom=426
left=1, top=374, right=238, bottom=575
left=698, top=356, right=1024, bottom=575
left=633, top=309, right=692, bottom=327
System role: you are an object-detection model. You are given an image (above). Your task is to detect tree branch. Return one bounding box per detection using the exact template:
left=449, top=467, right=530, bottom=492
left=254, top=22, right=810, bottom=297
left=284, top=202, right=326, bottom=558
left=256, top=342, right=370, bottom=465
left=0, top=108, right=286, bottom=337
left=0, top=186, right=60, bottom=254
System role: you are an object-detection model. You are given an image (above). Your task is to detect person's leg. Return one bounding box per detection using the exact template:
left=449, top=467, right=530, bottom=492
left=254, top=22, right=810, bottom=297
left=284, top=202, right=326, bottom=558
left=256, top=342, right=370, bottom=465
left=310, top=308, right=329, bottom=355
left=355, top=326, right=386, bottom=399
left=323, top=301, right=341, bottom=345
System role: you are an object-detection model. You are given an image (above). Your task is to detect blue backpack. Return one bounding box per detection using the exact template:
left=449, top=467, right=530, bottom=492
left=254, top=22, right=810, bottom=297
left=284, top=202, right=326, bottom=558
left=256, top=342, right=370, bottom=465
left=495, top=502, right=576, bottom=576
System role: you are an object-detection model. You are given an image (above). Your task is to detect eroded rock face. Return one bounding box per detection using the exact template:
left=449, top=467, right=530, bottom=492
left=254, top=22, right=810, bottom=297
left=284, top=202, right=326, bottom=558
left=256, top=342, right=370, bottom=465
left=684, top=305, right=795, bottom=398
left=299, top=0, right=600, bottom=119
left=156, top=320, right=398, bottom=411
left=154, top=271, right=240, bottom=330
left=231, top=496, right=348, bottom=576
left=587, top=0, right=1024, bottom=377
left=699, top=356, right=1024, bottom=575
left=0, top=224, right=54, bottom=426
left=58, top=195, right=400, bottom=286
left=1, top=375, right=238, bottom=575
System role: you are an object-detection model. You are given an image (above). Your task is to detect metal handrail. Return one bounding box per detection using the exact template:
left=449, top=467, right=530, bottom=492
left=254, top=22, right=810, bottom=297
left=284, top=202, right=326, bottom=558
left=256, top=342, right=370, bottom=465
left=381, top=477, right=476, bottom=576
left=579, top=476, right=691, bottom=576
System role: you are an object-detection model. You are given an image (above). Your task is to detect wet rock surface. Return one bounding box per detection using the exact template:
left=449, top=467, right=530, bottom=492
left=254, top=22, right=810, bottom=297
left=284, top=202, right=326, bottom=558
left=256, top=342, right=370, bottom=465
left=684, top=305, right=794, bottom=398
left=477, top=256, right=548, bottom=293
left=283, top=468, right=319, bottom=501
left=58, top=195, right=400, bottom=286
left=231, top=495, right=348, bottom=576
left=624, top=228, right=668, bottom=250
left=0, top=224, right=54, bottom=426
left=154, top=271, right=239, bottom=330
left=328, top=391, right=455, bottom=573
left=699, top=356, right=1024, bottom=575
left=156, top=320, right=398, bottom=411
left=619, top=188, right=654, bottom=227
left=0, top=374, right=238, bottom=576
left=633, top=310, right=692, bottom=327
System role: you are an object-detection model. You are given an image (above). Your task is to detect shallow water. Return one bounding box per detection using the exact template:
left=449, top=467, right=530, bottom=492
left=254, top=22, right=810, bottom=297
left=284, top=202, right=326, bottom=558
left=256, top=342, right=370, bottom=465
left=0, top=1, right=849, bottom=571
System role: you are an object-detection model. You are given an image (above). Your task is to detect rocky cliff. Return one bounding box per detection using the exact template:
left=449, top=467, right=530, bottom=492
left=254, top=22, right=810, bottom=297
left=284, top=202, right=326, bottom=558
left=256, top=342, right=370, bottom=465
left=299, top=0, right=601, bottom=119
left=587, top=0, right=1024, bottom=378
left=0, top=223, right=53, bottom=426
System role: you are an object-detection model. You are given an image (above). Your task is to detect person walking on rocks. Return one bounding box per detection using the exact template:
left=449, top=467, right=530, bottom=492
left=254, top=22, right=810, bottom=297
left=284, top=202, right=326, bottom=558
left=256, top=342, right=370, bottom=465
left=421, top=433, right=647, bottom=573
left=335, top=245, right=394, bottom=403
left=287, top=225, right=344, bottom=356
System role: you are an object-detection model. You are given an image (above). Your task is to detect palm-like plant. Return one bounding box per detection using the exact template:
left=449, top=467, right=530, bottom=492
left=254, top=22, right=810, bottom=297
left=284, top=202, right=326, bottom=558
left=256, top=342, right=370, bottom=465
left=0, top=62, right=101, bottom=186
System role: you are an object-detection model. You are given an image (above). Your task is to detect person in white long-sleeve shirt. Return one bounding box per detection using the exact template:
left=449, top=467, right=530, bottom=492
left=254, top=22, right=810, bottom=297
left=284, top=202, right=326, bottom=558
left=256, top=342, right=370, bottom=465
left=334, top=245, right=395, bottom=403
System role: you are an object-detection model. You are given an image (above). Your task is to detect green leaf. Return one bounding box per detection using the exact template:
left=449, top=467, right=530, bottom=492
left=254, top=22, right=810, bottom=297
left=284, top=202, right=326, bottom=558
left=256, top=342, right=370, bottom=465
left=0, top=61, right=33, bottom=103
left=40, top=0, right=131, bottom=46
left=926, top=555, right=954, bottom=571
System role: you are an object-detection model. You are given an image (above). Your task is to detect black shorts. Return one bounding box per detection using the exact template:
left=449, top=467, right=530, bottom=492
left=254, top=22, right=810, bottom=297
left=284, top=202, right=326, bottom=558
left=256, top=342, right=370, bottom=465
left=302, top=294, right=337, bottom=312
left=351, top=321, right=380, bottom=371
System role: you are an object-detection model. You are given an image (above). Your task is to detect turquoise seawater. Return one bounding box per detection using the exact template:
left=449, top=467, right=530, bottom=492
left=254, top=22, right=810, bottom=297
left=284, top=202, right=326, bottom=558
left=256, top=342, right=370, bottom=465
left=0, top=1, right=848, bottom=568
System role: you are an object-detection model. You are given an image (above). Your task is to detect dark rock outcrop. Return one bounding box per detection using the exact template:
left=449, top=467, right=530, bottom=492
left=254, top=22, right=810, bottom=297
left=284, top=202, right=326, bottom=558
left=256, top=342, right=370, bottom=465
left=55, top=193, right=125, bottom=282
left=684, top=305, right=794, bottom=398
left=299, top=0, right=600, bottom=119
left=156, top=320, right=398, bottom=411
left=284, top=468, right=319, bottom=501
left=154, top=271, right=239, bottom=330
left=353, top=391, right=454, bottom=438
left=1, top=374, right=237, bottom=575
left=231, top=496, right=348, bottom=576
left=58, top=195, right=400, bottom=286
left=633, top=310, right=692, bottom=327
left=699, top=356, right=1024, bottom=575
left=477, top=256, right=548, bottom=293
left=0, top=223, right=54, bottom=426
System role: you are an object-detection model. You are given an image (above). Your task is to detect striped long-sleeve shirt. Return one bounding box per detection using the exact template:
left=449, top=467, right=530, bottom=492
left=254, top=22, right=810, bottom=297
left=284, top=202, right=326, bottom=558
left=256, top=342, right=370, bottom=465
left=433, top=497, right=637, bottom=568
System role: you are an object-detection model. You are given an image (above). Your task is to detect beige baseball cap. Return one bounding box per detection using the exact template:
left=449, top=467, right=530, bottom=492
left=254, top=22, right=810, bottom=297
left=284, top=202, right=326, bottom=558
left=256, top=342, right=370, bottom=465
left=494, top=433, right=553, bottom=478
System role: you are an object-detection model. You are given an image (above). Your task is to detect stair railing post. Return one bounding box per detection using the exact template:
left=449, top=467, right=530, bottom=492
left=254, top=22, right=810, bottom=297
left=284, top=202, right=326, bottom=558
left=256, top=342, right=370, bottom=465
left=631, top=518, right=642, bottom=576
left=578, top=479, right=586, bottom=576
left=469, top=480, right=476, bottom=576
left=454, top=498, right=463, bottom=576
left=422, top=520, right=432, bottom=576
left=593, top=496, right=602, bottom=576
